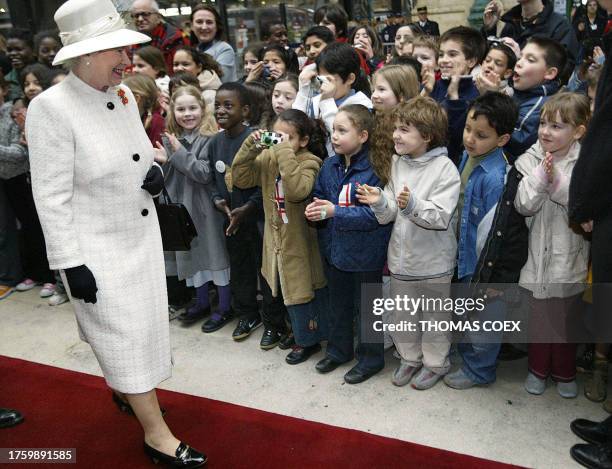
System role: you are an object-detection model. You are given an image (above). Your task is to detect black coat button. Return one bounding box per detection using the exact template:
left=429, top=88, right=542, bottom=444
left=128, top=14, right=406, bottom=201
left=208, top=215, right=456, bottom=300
left=141, top=209, right=149, bottom=216
left=133, top=153, right=140, bottom=161
left=107, top=102, right=114, bottom=110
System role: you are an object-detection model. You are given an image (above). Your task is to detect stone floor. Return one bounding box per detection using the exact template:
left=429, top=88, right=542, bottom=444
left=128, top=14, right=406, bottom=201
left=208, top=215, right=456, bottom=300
left=0, top=288, right=604, bottom=468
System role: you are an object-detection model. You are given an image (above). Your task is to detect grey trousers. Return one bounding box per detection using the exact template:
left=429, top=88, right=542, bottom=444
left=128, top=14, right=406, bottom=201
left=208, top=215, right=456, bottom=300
left=389, top=275, right=453, bottom=374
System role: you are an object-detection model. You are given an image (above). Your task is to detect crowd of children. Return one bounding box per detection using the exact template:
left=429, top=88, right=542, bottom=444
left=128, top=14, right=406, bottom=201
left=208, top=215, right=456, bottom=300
left=1, top=15, right=610, bottom=405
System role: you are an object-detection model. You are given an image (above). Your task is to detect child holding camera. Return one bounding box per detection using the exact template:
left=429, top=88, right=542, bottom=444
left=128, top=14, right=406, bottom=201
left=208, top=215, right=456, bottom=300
left=232, top=109, right=329, bottom=365
left=293, top=43, right=372, bottom=154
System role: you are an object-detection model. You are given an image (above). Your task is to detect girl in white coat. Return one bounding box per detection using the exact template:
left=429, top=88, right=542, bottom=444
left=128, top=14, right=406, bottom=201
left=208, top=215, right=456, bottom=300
left=515, top=92, right=591, bottom=399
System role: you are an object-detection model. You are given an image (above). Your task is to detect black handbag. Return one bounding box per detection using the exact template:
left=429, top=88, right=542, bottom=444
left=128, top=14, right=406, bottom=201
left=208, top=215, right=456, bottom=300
left=155, top=188, right=198, bottom=251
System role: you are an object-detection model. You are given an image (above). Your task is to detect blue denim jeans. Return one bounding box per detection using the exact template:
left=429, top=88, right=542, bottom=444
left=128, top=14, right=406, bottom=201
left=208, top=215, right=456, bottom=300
left=324, top=262, right=384, bottom=372
left=458, top=298, right=507, bottom=384
left=287, top=287, right=330, bottom=347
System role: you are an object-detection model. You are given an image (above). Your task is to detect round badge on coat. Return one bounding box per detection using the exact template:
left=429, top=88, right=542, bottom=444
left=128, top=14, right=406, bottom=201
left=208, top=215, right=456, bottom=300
left=216, top=161, right=226, bottom=173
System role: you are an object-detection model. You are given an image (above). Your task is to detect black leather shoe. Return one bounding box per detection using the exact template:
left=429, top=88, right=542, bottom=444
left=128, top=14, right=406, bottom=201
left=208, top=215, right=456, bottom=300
left=144, top=441, right=207, bottom=468
left=232, top=316, right=262, bottom=341
left=179, top=305, right=211, bottom=325
left=112, top=392, right=165, bottom=417
left=344, top=365, right=382, bottom=385
left=201, top=310, right=234, bottom=333
left=572, top=417, right=612, bottom=445
left=278, top=332, right=295, bottom=350
left=285, top=344, right=321, bottom=365
left=260, top=329, right=282, bottom=350
left=0, top=408, right=24, bottom=428
left=571, top=443, right=612, bottom=469
left=316, top=357, right=345, bottom=374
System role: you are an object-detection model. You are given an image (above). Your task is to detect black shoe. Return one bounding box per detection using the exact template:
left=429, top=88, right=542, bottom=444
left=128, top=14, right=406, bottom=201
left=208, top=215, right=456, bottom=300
left=0, top=408, right=23, bottom=428
left=278, top=332, right=295, bottom=350
left=286, top=344, right=322, bottom=365
left=201, top=310, right=234, bottom=333
left=316, top=357, right=344, bottom=374
left=144, top=441, right=207, bottom=468
left=232, top=316, right=263, bottom=341
left=571, top=443, right=612, bottom=469
left=178, top=305, right=211, bottom=325
left=344, top=365, right=382, bottom=385
left=571, top=417, right=612, bottom=445
left=497, top=343, right=528, bottom=361
left=578, top=345, right=596, bottom=373
left=260, top=329, right=282, bottom=350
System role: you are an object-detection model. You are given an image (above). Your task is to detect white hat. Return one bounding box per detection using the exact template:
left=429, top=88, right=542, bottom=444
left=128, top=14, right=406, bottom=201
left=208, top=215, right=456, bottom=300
left=52, top=0, right=151, bottom=66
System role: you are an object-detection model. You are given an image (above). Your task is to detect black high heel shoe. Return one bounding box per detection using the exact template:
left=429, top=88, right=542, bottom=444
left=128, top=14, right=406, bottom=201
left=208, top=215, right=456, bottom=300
left=112, top=392, right=166, bottom=416
left=144, top=441, right=207, bottom=468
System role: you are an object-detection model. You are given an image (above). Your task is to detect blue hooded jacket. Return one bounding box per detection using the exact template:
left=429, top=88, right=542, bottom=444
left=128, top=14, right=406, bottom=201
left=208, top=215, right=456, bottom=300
left=506, top=80, right=559, bottom=162
left=312, top=146, right=392, bottom=272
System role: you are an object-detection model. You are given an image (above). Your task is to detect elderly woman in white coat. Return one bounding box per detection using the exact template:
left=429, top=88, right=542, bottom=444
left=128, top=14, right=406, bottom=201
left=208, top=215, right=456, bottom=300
left=24, top=0, right=206, bottom=467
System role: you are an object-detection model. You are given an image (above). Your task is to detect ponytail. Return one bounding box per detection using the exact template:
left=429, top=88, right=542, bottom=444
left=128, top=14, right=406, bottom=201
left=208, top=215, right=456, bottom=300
left=274, top=109, right=329, bottom=160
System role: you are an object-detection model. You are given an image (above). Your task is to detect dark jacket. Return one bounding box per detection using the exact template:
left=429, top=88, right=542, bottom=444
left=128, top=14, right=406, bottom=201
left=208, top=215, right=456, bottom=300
left=419, top=20, right=440, bottom=37
left=483, top=0, right=579, bottom=70
left=208, top=127, right=263, bottom=221
left=569, top=32, right=612, bottom=225
left=471, top=166, right=529, bottom=286
left=312, top=146, right=392, bottom=272
left=506, top=80, right=559, bottom=163
left=431, top=78, right=480, bottom=166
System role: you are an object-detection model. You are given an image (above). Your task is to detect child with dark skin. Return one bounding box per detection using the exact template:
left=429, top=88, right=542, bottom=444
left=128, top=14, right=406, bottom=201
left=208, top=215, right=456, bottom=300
left=212, top=87, right=253, bottom=235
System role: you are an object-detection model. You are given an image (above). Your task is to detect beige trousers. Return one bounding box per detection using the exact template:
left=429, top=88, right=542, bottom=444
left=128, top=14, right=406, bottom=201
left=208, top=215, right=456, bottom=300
left=389, top=275, right=453, bottom=374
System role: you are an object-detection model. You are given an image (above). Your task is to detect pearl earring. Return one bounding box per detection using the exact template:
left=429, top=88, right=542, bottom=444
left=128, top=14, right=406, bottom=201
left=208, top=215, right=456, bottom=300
left=86, top=60, right=91, bottom=66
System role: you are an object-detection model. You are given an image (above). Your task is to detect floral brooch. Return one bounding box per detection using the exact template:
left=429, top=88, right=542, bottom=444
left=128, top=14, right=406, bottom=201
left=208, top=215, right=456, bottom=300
left=117, top=88, right=128, bottom=106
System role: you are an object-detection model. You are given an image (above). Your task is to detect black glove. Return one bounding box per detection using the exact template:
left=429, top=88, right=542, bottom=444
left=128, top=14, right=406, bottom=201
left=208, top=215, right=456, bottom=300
left=141, top=165, right=164, bottom=196
left=65, top=265, right=98, bottom=304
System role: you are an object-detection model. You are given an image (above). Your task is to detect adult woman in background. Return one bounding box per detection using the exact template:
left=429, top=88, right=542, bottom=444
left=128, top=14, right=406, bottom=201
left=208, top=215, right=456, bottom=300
left=25, top=0, right=207, bottom=466
left=190, top=4, right=237, bottom=82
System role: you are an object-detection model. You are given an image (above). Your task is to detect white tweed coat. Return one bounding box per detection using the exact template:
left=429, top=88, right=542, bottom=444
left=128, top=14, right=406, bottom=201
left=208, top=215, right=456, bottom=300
left=25, top=73, right=171, bottom=393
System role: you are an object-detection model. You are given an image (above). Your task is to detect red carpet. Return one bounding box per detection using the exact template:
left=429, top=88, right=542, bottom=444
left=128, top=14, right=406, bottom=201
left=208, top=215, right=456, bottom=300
left=0, top=356, right=520, bottom=468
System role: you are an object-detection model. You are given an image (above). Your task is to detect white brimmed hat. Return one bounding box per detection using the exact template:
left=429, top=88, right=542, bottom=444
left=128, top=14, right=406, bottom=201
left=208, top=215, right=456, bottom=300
left=52, top=0, right=151, bottom=66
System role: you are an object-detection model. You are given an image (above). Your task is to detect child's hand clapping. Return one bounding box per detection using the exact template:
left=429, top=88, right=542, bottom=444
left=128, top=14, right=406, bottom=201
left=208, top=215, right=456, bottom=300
left=355, top=183, right=381, bottom=205
left=397, top=185, right=411, bottom=209
left=475, top=70, right=502, bottom=95
left=164, top=132, right=182, bottom=153
left=305, top=197, right=335, bottom=221
left=543, top=152, right=554, bottom=184
left=420, top=68, right=436, bottom=97
left=153, top=141, right=168, bottom=164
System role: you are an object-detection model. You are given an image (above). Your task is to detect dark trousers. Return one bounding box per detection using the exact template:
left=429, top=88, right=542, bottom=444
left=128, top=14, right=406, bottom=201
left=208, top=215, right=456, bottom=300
left=226, top=221, right=260, bottom=321
left=528, top=294, right=581, bottom=382
left=259, top=275, right=289, bottom=333
left=4, top=173, right=53, bottom=284
left=325, top=262, right=384, bottom=372
left=0, top=179, right=22, bottom=286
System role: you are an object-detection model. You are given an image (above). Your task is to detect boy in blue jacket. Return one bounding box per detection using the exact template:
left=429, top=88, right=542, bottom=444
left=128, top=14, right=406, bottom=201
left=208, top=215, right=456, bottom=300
left=505, top=36, right=565, bottom=162
left=445, top=92, right=525, bottom=389
left=305, top=104, right=392, bottom=384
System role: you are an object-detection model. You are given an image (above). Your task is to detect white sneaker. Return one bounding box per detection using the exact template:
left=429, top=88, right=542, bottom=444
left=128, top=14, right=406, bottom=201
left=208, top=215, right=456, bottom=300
left=16, top=279, right=38, bottom=291
left=39, top=283, right=56, bottom=298
left=48, top=291, right=69, bottom=306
